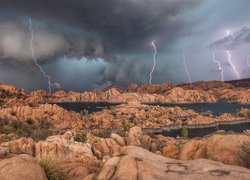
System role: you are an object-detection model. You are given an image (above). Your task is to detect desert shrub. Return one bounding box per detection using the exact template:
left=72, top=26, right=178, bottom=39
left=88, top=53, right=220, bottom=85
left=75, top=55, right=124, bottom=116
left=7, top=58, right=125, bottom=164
left=31, top=129, right=52, bottom=142
left=123, top=123, right=131, bottom=132
left=80, top=109, right=89, bottom=120
left=181, top=126, right=189, bottom=138
left=38, top=118, right=52, bottom=129
left=1, top=122, right=27, bottom=137
left=2, top=123, right=16, bottom=135
left=240, top=142, right=250, bottom=168
left=26, top=118, right=34, bottom=125
left=74, top=132, right=87, bottom=143
left=38, top=158, right=64, bottom=180
left=247, top=109, right=250, bottom=119
left=107, top=106, right=114, bottom=110
left=10, top=111, right=17, bottom=116
left=128, top=114, right=136, bottom=121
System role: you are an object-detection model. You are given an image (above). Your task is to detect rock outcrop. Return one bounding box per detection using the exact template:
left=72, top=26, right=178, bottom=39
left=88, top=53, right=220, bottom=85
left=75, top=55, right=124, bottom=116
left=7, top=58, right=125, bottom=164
left=0, top=155, right=47, bottom=180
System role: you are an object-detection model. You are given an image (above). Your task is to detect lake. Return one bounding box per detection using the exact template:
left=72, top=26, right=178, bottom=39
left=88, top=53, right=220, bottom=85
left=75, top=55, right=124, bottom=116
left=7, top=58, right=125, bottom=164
left=147, top=102, right=250, bottom=116
left=56, top=102, right=250, bottom=115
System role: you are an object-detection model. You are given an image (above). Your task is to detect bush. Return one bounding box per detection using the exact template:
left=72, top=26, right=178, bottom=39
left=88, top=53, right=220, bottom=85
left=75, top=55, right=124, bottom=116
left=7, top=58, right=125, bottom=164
left=10, top=111, right=17, bottom=116
left=38, top=118, right=52, bottom=129
left=26, top=118, right=34, bottom=125
left=38, top=158, right=64, bottom=180
left=181, top=126, right=189, bottom=138
left=240, top=142, right=250, bottom=168
left=74, top=132, right=87, bottom=143
left=123, top=124, right=131, bottom=132
left=31, top=129, right=52, bottom=142
left=2, top=123, right=16, bottom=135
left=1, top=122, right=27, bottom=137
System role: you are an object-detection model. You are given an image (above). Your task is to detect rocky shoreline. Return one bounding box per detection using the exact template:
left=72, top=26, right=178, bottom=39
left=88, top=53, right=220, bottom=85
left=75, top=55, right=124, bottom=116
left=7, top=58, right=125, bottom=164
left=0, top=81, right=250, bottom=179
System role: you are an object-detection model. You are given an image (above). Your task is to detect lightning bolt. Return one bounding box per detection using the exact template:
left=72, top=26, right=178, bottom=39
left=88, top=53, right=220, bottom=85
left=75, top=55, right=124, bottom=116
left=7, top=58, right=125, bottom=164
left=225, top=30, right=240, bottom=80
left=247, top=54, right=250, bottom=68
left=29, top=18, right=59, bottom=93
left=212, top=47, right=224, bottom=81
left=149, top=41, right=157, bottom=84
left=182, top=38, right=192, bottom=84
left=226, top=50, right=240, bottom=80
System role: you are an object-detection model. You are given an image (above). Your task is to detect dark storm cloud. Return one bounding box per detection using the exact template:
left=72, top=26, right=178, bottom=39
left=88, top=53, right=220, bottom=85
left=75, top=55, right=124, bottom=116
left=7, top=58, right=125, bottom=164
left=0, top=0, right=202, bottom=62
left=208, top=27, right=250, bottom=50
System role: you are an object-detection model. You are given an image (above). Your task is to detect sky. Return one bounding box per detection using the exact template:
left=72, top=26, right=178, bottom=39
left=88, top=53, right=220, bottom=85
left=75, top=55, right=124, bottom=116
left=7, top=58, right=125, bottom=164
left=0, top=0, right=249, bottom=92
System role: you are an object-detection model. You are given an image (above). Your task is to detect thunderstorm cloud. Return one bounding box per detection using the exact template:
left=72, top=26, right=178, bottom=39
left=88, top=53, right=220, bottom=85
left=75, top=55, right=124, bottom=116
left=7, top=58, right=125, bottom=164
left=0, top=0, right=250, bottom=91
left=209, top=26, right=250, bottom=50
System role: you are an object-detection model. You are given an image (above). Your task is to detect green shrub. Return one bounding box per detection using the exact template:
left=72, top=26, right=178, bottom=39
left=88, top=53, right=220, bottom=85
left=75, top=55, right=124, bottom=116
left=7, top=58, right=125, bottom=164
left=31, top=129, right=52, bottom=142
left=123, top=123, right=131, bottom=132
left=38, top=158, right=64, bottom=180
left=38, top=118, right=52, bottom=129
left=2, top=124, right=16, bottom=135
left=240, top=142, right=250, bottom=168
left=74, top=132, right=87, bottom=143
left=1, top=122, right=27, bottom=137
left=181, top=126, right=189, bottom=138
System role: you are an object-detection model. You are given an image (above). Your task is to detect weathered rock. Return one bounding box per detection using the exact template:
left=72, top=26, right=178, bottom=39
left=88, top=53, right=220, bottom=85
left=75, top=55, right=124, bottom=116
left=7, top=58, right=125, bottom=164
left=59, top=160, right=98, bottom=180
left=116, top=146, right=250, bottom=180
left=127, top=127, right=143, bottom=146
left=180, top=140, right=206, bottom=160
left=111, top=133, right=126, bottom=146
left=112, top=156, right=138, bottom=180
left=89, top=136, right=121, bottom=159
left=97, top=157, right=120, bottom=180
left=162, top=144, right=180, bottom=159
left=36, top=135, right=93, bottom=159
left=0, top=155, right=47, bottom=180
left=0, top=137, right=35, bottom=156
left=206, top=135, right=250, bottom=166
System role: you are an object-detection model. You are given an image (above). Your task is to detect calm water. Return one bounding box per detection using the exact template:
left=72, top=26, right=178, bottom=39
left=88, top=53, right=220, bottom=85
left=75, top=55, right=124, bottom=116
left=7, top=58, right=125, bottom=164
left=156, top=122, right=250, bottom=138
left=56, top=102, right=250, bottom=115
left=55, top=102, right=120, bottom=113
left=147, top=102, right=250, bottom=116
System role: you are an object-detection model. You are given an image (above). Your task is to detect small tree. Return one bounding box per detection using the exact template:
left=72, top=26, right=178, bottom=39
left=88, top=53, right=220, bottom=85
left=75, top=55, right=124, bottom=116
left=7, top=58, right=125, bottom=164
left=123, top=123, right=131, bottom=132
left=181, top=126, right=189, bottom=138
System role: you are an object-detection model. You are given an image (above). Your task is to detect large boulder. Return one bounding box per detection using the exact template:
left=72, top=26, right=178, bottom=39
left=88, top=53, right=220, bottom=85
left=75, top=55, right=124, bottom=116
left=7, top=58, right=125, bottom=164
left=89, top=136, right=121, bottom=159
left=180, top=140, right=206, bottom=160
left=162, top=144, right=180, bottom=159
left=115, top=146, right=250, bottom=180
left=206, top=135, right=250, bottom=166
left=0, top=137, right=35, bottom=156
left=0, top=155, right=47, bottom=180
left=36, top=135, right=93, bottom=159
left=127, top=127, right=143, bottom=146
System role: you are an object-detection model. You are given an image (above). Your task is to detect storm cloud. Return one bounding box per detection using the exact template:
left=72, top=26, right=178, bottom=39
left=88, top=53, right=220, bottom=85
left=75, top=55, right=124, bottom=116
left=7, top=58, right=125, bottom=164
left=0, top=0, right=201, bottom=62
left=208, top=26, right=250, bottom=50
left=0, top=0, right=250, bottom=92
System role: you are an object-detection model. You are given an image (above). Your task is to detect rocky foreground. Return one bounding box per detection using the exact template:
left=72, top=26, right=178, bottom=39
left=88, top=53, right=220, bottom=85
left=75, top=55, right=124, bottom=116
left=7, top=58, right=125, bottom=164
left=1, top=127, right=250, bottom=180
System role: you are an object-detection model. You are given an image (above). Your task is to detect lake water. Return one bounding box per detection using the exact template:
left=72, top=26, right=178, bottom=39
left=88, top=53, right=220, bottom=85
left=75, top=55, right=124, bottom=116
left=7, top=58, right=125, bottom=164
left=55, top=102, right=120, bottom=113
left=155, top=122, right=250, bottom=138
left=147, top=102, right=250, bottom=116
left=56, top=102, right=250, bottom=115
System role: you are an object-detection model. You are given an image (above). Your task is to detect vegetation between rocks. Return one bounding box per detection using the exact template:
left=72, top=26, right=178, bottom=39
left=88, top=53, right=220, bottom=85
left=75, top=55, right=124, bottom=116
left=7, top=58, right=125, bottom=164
left=241, top=142, right=250, bottom=168
left=38, top=158, right=65, bottom=180
left=0, top=118, right=52, bottom=142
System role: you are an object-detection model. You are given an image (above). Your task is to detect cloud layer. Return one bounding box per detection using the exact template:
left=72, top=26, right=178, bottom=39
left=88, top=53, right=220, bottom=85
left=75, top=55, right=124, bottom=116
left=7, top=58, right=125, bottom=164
left=209, top=27, right=250, bottom=50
